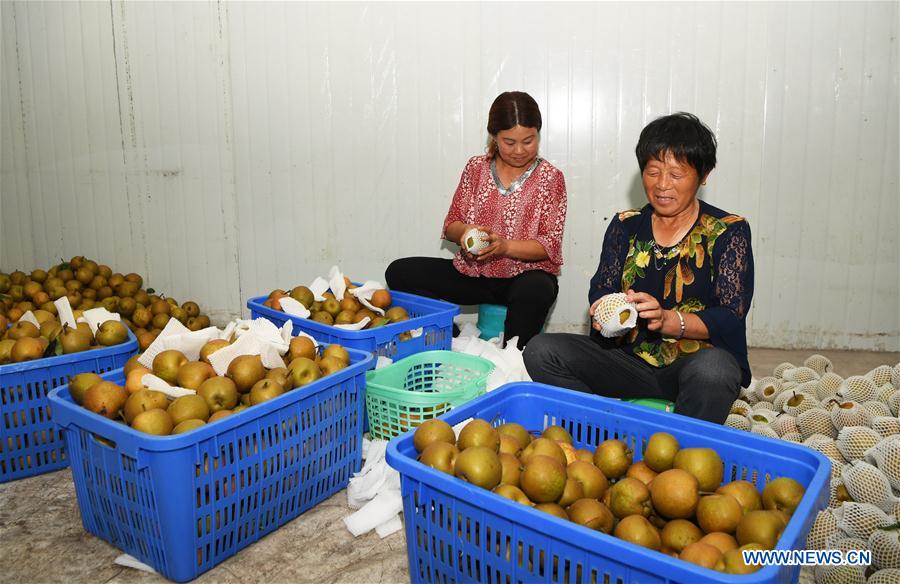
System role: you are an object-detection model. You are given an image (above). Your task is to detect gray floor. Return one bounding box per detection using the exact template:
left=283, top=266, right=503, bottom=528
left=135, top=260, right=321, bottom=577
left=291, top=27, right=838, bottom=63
left=1, top=347, right=896, bottom=584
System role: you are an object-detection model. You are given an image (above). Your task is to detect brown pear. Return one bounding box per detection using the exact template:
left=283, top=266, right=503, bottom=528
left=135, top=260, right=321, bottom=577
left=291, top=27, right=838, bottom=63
left=643, top=432, right=680, bottom=472
left=735, top=510, right=786, bottom=550
left=413, top=418, right=456, bottom=453
left=69, top=372, right=104, bottom=405
left=497, top=422, right=532, bottom=448
left=152, top=350, right=188, bottom=385
left=661, top=519, right=703, bottom=553
left=131, top=409, right=174, bottom=436
left=566, top=460, right=609, bottom=499
left=566, top=499, right=614, bottom=533
left=761, top=477, right=805, bottom=517
left=124, top=390, right=170, bottom=424
left=199, top=339, right=230, bottom=364
left=227, top=354, right=266, bottom=393
left=498, top=452, right=522, bottom=487
left=593, top=439, right=632, bottom=480
left=542, top=425, right=573, bottom=444
left=650, top=469, right=700, bottom=519
left=82, top=381, right=128, bottom=419
left=418, top=441, right=458, bottom=475
left=716, top=480, right=763, bottom=514
left=696, top=493, right=744, bottom=534
left=679, top=541, right=722, bottom=569
left=287, top=336, right=317, bottom=362
left=608, top=476, right=652, bottom=519
left=519, top=455, right=566, bottom=503
left=673, top=448, right=724, bottom=492
left=520, top=437, right=566, bottom=467
left=454, top=446, right=501, bottom=489
left=613, top=515, right=661, bottom=550
left=176, top=361, right=215, bottom=390
left=167, top=394, right=210, bottom=425
left=457, top=419, right=499, bottom=452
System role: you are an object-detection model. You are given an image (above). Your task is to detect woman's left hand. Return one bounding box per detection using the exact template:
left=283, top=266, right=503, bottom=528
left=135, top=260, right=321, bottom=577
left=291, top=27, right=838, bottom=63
left=625, top=289, right=666, bottom=332
left=475, top=230, right=509, bottom=261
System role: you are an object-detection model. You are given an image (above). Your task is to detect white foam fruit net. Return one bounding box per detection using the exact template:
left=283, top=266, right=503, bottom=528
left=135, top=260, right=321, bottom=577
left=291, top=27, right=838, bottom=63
left=806, top=509, right=839, bottom=549
left=868, top=568, right=900, bottom=584
left=893, top=363, right=900, bottom=388
left=843, top=462, right=899, bottom=512
left=877, top=384, right=896, bottom=404
left=781, top=432, right=803, bottom=443
left=831, top=402, right=873, bottom=431
left=833, top=502, right=894, bottom=540
left=771, top=414, right=798, bottom=437
left=864, top=401, right=894, bottom=418
left=889, top=392, right=900, bottom=417
left=751, top=424, right=779, bottom=439
left=752, top=400, right=777, bottom=412
left=871, top=417, right=900, bottom=439
left=592, top=293, right=638, bottom=338
left=814, top=565, right=866, bottom=584
left=784, top=366, right=820, bottom=383
left=773, top=361, right=795, bottom=379
left=725, top=414, right=751, bottom=431
left=836, top=426, right=884, bottom=462
left=864, top=436, right=900, bottom=492
left=729, top=399, right=751, bottom=416
left=867, top=365, right=894, bottom=388
left=817, top=372, right=845, bottom=401
left=783, top=392, right=818, bottom=417
left=798, top=408, right=837, bottom=440
left=868, top=527, right=900, bottom=570
left=804, top=354, right=833, bottom=376
left=839, top=376, right=878, bottom=403
left=755, top=376, right=783, bottom=402
left=748, top=409, right=777, bottom=424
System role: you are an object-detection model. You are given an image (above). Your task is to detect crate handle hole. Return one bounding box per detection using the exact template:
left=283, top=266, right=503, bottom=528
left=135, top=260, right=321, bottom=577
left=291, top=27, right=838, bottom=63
left=92, top=432, right=118, bottom=450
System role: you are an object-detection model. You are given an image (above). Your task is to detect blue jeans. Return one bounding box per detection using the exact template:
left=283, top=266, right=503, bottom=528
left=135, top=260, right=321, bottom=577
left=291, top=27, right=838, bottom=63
left=523, top=332, right=741, bottom=424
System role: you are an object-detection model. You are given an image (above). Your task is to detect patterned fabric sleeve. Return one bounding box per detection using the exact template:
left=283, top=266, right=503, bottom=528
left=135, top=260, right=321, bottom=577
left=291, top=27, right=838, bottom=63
left=441, top=157, right=479, bottom=239
left=588, top=215, right=629, bottom=305
left=695, top=219, right=754, bottom=343
left=532, top=170, right=567, bottom=266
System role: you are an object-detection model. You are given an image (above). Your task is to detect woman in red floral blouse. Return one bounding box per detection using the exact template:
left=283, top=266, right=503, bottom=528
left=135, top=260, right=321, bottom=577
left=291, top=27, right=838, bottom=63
left=386, top=92, right=567, bottom=349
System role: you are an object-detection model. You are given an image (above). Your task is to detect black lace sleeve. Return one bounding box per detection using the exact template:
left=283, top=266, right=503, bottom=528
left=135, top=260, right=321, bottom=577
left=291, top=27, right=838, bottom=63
left=696, top=219, right=754, bottom=343
left=588, top=216, right=629, bottom=305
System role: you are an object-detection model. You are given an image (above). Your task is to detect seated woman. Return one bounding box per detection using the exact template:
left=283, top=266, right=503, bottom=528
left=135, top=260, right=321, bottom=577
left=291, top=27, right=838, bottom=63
left=524, top=112, right=753, bottom=424
left=386, top=91, right=567, bottom=349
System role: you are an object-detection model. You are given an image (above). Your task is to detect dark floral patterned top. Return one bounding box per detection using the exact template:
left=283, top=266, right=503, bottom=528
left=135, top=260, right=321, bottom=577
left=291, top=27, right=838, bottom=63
left=589, top=201, right=754, bottom=386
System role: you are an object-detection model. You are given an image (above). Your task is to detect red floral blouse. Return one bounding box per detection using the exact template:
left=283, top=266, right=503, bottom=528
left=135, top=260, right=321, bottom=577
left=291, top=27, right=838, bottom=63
left=441, top=154, right=567, bottom=278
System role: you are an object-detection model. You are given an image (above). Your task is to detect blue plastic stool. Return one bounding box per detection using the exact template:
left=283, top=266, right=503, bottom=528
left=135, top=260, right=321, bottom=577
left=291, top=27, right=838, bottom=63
left=477, top=304, right=507, bottom=340
left=625, top=398, right=675, bottom=412
left=476, top=304, right=545, bottom=341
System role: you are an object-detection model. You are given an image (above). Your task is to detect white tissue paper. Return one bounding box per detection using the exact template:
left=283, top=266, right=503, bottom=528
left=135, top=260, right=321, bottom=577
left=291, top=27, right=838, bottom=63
left=18, top=310, right=40, bottom=328
left=593, top=293, right=638, bottom=338
left=78, top=307, right=121, bottom=335
left=462, top=227, right=490, bottom=254
left=327, top=265, right=347, bottom=304
left=279, top=297, right=310, bottom=319
left=114, top=554, right=157, bottom=574
left=451, top=326, right=531, bottom=391
left=350, top=280, right=387, bottom=315
left=54, top=296, right=78, bottom=329
left=375, top=355, right=394, bottom=370
left=308, top=277, right=330, bottom=302
left=344, top=437, right=403, bottom=538
left=207, top=319, right=289, bottom=375
left=334, top=318, right=370, bottom=331
left=138, top=318, right=193, bottom=368
left=140, top=373, right=196, bottom=399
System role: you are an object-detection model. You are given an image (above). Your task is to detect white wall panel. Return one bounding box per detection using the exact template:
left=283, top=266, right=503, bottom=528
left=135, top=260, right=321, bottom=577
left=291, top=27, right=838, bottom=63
left=2, top=1, right=897, bottom=350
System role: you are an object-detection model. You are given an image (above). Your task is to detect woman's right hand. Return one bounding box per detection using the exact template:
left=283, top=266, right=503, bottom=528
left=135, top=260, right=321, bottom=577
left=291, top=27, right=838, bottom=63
left=588, top=299, right=603, bottom=332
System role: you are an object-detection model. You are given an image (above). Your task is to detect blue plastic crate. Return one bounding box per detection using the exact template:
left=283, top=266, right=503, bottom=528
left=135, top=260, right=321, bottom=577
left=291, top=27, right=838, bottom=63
left=0, top=329, right=138, bottom=482
left=386, top=382, right=832, bottom=584
left=48, top=346, right=374, bottom=582
left=248, top=289, right=459, bottom=360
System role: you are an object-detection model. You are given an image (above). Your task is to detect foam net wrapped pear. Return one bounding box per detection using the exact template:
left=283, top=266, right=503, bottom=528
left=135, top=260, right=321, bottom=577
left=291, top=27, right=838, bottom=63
left=461, top=228, right=490, bottom=255
left=592, top=293, right=638, bottom=338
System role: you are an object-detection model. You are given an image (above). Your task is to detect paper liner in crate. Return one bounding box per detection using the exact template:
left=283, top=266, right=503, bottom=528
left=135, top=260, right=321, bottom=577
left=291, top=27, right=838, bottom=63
left=462, top=227, right=490, bottom=254
left=343, top=438, right=403, bottom=538
left=592, top=293, right=638, bottom=338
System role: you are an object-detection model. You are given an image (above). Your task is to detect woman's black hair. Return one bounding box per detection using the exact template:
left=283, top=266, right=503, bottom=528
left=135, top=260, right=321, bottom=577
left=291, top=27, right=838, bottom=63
left=635, top=112, right=717, bottom=179
left=486, top=92, right=542, bottom=155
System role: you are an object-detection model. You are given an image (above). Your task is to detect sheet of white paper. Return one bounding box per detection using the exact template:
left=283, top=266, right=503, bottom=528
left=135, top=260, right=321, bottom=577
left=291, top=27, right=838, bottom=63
left=279, top=297, right=310, bottom=318
left=327, top=265, right=347, bottom=304
left=308, top=277, right=329, bottom=302
left=141, top=374, right=196, bottom=398
left=138, top=318, right=193, bottom=368
left=54, top=296, right=77, bottom=329
left=18, top=311, right=40, bottom=328
left=78, top=307, right=122, bottom=335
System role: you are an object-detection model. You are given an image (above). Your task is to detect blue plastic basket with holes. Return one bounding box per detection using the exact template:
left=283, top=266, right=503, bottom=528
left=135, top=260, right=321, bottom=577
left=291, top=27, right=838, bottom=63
left=247, top=289, right=459, bottom=360
left=386, top=382, right=832, bottom=584
left=47, top=346, right=374, bottom=582
left=0, top=329, right=138, bottom=482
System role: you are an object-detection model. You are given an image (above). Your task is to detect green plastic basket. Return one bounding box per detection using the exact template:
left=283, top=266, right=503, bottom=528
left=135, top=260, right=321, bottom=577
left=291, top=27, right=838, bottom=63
left=365, top=351, right=495, bottom=440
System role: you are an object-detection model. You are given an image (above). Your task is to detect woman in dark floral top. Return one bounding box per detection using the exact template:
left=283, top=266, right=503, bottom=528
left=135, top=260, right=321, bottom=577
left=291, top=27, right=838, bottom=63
left=524, top=112, right=753, bottom=424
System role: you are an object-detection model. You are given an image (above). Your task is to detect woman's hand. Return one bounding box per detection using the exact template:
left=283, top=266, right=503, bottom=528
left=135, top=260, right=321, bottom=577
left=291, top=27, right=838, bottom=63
left=625, top=289, right=667, bottom=332
left=457, top=224, right=490, bottom=260
left=475, top=229, right=509, bottom=261
left=588, top=299, right=603, bottom=332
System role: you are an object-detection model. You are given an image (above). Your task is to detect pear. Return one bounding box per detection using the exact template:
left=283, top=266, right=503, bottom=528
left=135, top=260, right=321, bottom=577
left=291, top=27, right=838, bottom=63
left=492, top=484, right=533, bottom=506
left=498, top=452, right=522, bottom=487
left=761, top=477, right=805, bottom=516
left=497, top=422, right=532, bottom=449
left=413, top=419, right=456, bottom=453
left=541, top=425, right=573, bottom=444
left=566, top=498, right=614, bottom=533
left=318, top=356, right=346, bottom=376
left=735, top=510, right=785, bottom=549
left=287, top=336, right=317, bottom=362
left=172, top=418, right=206, bottom=434
left=95, top=320, right=128, bottom=346
left=418, top=441, right=458, bottom=475
left=197, top=376, right=239, bottom=413
left=643, top=432, right=680, bottom=472
left=69, top=372, right=103, bottom=405
left=626, top=461, right=659, bottom=485
left=716, top=544, right=764, bottom=574
left=11, top=336, right=45, bottom=362
left=226, top=354, right=266, bottom=393
left=613, top=515, right=661, bottom=550
left=696, top=493, right=744, bottom=534
left=457, top=419, right=499, bottom=452
left=521, top=437, right=566, bottom=467
left=557, top=477, right=586, bottom=507
left=498, top=433, right=524, bottom=457
left=0, top=339, right=15, bottom=364
left=287, top=357, right=322, bottom=388
left=661, top=519, right=703, bottom=553
left=454, top=446, right=502, bottom=489
left=673, top=447, right=724, bottom=492
left=322, top=344, right=350, bottom=366
left=650, top=469, right=700, bottom=519
left=679, top=541, right=722, bottom=569
left=152, top=350, right=188, bottom=385
left=7, top=321, right=40, bottom=340
left=289, top=286, right=314, bottom=308
left=124, top=390, right=170, bottom=424
left=131, top=409, right=174, bottom=436
left=208, top=410, right=233, bottom=423
left=566, top=460, right=609, bottom=499
left=249, top=378, right=285, bottom=405
left=534, top=503, right=568, bottom=520
left=199, top=339, right=230, bottom=364
left=593, top=439, right=632, bottom=480
left=716, top=480, right=762, bottom=514
left=519, top=455, right=566, bottom=503
left=176, top=361, right=215, bottom=390
left=82, top=381, right=128, bottom=419
left=699, top=531, right=739, bottom=554
left=167, top=394, right=210, bottom=425
left=608, top=476, right=652, bottom=519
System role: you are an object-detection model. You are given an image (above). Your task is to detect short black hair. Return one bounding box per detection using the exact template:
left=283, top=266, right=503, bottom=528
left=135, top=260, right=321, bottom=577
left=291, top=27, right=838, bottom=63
left=635, top=112, right=717, bottom=179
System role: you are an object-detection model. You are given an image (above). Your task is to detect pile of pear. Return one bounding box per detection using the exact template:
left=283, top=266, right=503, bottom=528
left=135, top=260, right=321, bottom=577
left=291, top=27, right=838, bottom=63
left=0, top=315, right=129, bottom=365
left=414, top=420, right=808, bottom=576
left=0, top=255, right=212, bottom=353
left=265, top=283, right=413, bottom=338
left=67, top=336, right=351, bottom=436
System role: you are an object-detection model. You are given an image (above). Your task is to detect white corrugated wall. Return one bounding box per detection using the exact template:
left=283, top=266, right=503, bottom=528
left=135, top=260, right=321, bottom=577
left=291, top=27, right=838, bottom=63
left=2, top=1, right=898, bottom=350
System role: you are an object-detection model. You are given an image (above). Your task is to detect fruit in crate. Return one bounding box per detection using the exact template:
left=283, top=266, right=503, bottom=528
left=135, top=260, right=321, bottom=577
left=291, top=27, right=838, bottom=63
left=0, top=256, right=213, bottom=354
left=68, top=340, right=353, bottom=436
left=412, top=423, right=808, bottom=572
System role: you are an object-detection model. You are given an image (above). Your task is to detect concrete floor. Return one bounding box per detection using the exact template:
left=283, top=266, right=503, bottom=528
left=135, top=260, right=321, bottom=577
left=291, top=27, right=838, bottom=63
left=1, top=347, right=897, bottom=584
